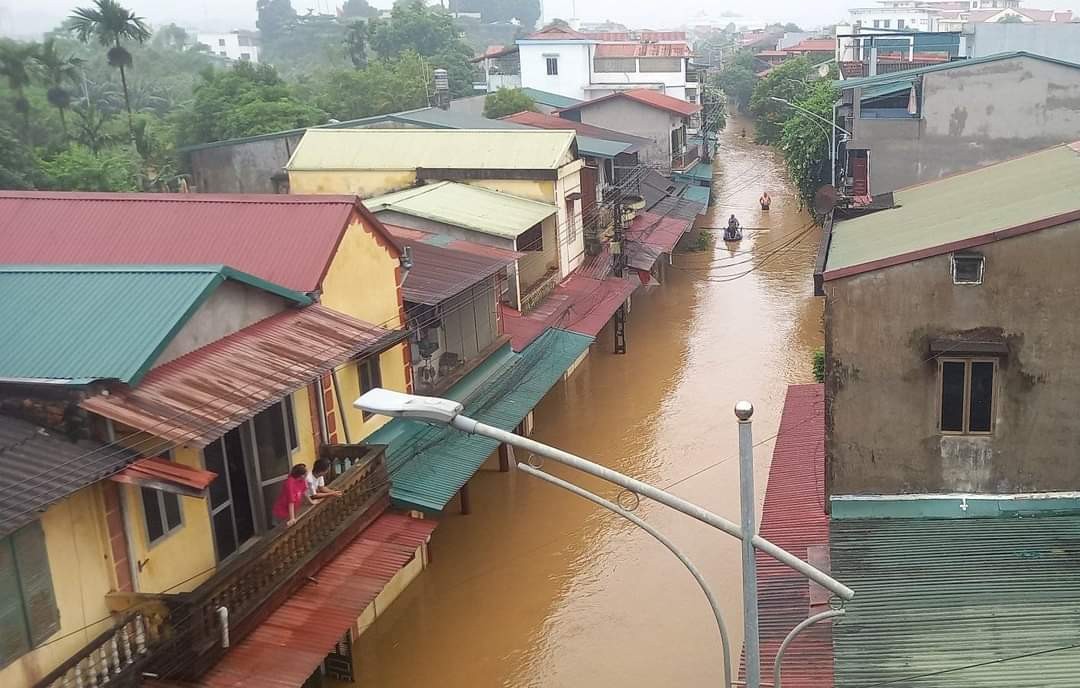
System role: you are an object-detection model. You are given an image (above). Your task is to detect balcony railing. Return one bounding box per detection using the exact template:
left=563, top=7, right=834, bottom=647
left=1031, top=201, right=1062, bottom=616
left=519, top=268, right=560, bottom=314
left=38, top=445, right=390, bottom=688
left=671, top=147, right=701, bottom=172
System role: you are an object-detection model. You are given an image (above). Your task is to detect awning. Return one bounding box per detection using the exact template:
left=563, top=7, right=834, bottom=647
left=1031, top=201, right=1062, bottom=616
left=501, top=273, right=637, bottom=351
left=625, top=209, right=695, bottom=271
left=194, top=512, right=437, bottom=688
left=109, top=457, right=217, bottom=498
left=368, top=329, right=593, bottom=511
left=400, top=237, right=516, bottom=305
left=82, top=305, right=401, bottom=448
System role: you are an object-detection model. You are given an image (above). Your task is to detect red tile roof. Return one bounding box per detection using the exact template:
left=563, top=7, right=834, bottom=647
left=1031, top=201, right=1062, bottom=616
left=501, top=111, right=650, bottom=146
left=739, top=384, right=833, bottom=688
left=787, top=38, right=836, bottom=54
left=500, top=273, right=636, bottom=350
left=594, top=42, right=691, bottom=57
left=194, top=512, right=437, bottom=688
left=82, top=305, right=398, bottom=447
left=0, top=191, right=397, bottom=293
left=557, top=88, right=700, bottom=117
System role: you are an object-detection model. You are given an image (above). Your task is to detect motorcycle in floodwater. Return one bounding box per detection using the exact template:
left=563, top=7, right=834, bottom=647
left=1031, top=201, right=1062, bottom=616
left=723, top=215, right=743, bottom=242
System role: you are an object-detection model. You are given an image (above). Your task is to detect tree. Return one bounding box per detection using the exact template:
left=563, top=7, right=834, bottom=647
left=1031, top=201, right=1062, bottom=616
left=68, top=0, right=152, bottom=142
left=749, top=56, right=816, bottom=144
left=345, top=21, right=369, bottom=69
left=342, top=0, right=379, bottom=18
left=151, top=23, right=189, bottom=51
left=35, top=38, right=83, bottom=137
left=40, top=144, right=141, bottom=191
left=369, top=0, right=463, bottom=60
left=0, top=40, right=37, bottom=133
left=778, top=78, right=839, bottom=209
left=483, top=88, right=536, bottom=118
left=257, top=0, right=298, bottom=39
left=0, top=124, right=46, bottom=189
left=716, top=51, right=755, bottom=113
left=72, top=100, right=117, bottom=153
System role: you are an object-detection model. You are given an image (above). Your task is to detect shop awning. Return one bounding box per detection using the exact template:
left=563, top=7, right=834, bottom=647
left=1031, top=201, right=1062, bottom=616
left=82, top=305, right=402, bottom=448
left=368, top=329, right=593, bottom=511
left=109, top=457, right=217, bottom=498
left=193, top=512, right=437, bottom=688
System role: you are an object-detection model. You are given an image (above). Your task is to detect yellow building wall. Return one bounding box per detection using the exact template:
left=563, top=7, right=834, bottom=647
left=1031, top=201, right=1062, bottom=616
left=0, top=486, right=116, bottom=688
left=333, top=346, right=409, bottom=441
left=288, top=169, right=417, bottom=198
left=464, top=178, right=555, bottom=204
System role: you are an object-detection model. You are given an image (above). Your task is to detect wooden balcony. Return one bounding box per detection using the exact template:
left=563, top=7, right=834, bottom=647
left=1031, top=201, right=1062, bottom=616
left=36, top=445, right=390, bottom=688
left=671, top=147, right=701, bottom=173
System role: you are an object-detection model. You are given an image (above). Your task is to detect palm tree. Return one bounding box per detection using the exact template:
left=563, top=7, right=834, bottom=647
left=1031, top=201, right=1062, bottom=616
left=0, top=40, right=37, bottom=133
left=68, top=0, right=150, bottom=142
left=34, top=38, right=83, bottom=137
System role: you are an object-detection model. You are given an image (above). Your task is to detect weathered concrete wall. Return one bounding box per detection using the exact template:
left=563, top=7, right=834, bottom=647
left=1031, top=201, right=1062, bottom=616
left=850, top=55, right=1080, bottom=193
left=825, top=219, right=1080, bottom=496
left=187, top=134, right=301, bottom=194
left=969, top=23, right=1080, bottom=63
left=576, top=99, right=676, bottom=168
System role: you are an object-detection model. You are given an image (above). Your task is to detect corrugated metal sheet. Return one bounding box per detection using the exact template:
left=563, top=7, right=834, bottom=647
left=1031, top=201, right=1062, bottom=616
left=368, top=329, right=593, bottom=511
left=558, top=89, right=701, bottom=117
left=738, top=384, right=834, bottom=688
left=195, top=512, right=437, bottom=688
left=397, top=239, right=514, bottom=305
left=625, top=210, right=694, bottom=271
left=584, top=31, right=688, bottom=42
left=382, top=223, right=524, bottom=263
left=576, top=136, right=635, bottom=159
left=0, top=265, right=308, bottom=385
left=82, top=305, right=396, bottom=448
left=0, top=414, right=139, bottom=536
left=501, top=274, right=636, bottom=350
left=676, top=161, right=714, bottom=184
left=518, top=88, right=583, bottom=109
left=832, top=513, right=1080, bottom=686
left=594, top=42, right=692, bottom=57
left=367, top=181, right=557, bottom=239
left=388, top=107, right=529, bottom=130
left=787, top=38, right=836, bottom=53
left=825, top=144, right=1080, bottom=276
left=503, top=111, right=650, bottom=147
left=109, top=457, right=217, bottom=495
left=0, top=192, right=363, bottom=293
left=287, top=129, right=576, bottom=171
left=680, top=184, right=711, bottom=206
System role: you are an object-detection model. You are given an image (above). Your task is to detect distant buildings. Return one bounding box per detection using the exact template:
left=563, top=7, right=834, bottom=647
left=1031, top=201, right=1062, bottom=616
left=195, top=30, right=260, bottom=63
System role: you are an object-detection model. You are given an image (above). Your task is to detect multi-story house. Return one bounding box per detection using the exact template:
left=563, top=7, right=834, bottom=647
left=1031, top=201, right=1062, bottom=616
left=195, top=30, right=260, bottom=62
left=516, top=24, right=695, bottom=102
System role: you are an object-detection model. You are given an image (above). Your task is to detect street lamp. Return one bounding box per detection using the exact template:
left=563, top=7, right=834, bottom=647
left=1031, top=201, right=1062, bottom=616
left=356, top=388, right=855, bottom=687
left=770, top=96, right=852, bottom=189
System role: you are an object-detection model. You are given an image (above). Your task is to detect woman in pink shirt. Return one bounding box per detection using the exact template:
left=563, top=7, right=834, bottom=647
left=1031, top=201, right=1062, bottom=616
left=272, top=464, right=309, bottom=526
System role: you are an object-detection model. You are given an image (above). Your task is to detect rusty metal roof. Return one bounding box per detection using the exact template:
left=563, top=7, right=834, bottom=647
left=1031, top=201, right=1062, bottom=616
left=500, top=273, right=637, bottom=350
left=194, top=512, right=437, bottom=688
left=0, top=414, right=139, bottom=536
left=81, top=305, right=398, bottom=448
left=109, top=457, right=217, bottom=498
left=395, top=236, right=515, bottom=306
left=594, top=42, right=692, bottom=57
left=0, top=191, right=392, bottom=293
left=740, top=384, right=834, bottom=688
left=557, top=88, right=701, bottom=117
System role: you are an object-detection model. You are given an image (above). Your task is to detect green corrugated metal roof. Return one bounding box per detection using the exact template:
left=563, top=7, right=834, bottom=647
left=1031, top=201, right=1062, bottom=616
left=519, top=88, right=583, bottom=109
left=369, top=329, right=593, bottom=511
left=825, top=144, right=1080, bottom=275
left=680, top=184, right=711, bottom=206
left=860, top=80, right=915, bottom=101
left=831, top=514, right=1080, bottom=687
left=837, top=51, right=1080, bottom=91
left=366, top=181, right=557, bottom=238
left=675, top=160, right=714, bottom=183
left=286, top=128, right=576, bottom=171
left=576, top=135, right=633, bottom=159
left=0, top=265, right=310, bottom=385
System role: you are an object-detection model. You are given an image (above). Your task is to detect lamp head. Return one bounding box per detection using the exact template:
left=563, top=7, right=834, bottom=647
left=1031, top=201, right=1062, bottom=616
left=354, top=388, right=463, bottom=425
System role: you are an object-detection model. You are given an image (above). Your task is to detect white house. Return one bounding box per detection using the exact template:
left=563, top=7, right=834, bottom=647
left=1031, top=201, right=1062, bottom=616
left=517, top=25, right=693, bottom=102
left=196, top=30, right=260, bottom=63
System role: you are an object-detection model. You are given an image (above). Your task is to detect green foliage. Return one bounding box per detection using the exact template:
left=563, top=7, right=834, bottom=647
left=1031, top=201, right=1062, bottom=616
left=749, top=57, right=816, bottom=144
left=695, top=229, right=714, bottom=251
left=0, top=125, right=46, bottom=189
left=716, top=51, right=755, bottom=112
left=812, top=349, right=825, bottom=383
left=257, top=0, right=298, bottom=39
left=67, top=0, right=151, bottom=48
left=450, top=0, right=541, bottom=28
left=262, top=16, right=350, bottom=76
left=342, top=0, right=380, bottom=18
left=345, top=21, right=369, bottom=69
left=778, top=79, right=839, bottom=209
left=483, top=88, right=536, bottom=118
left=369, top=0, right=462, bottom=60
left=173, top=62, right=327, bottom=146
left=40, top=144, right=141, bottom=191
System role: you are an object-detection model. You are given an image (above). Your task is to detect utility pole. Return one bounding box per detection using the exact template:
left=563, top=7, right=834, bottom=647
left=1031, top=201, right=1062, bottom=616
left=611, top=186, right=627, bottom=355
left=737, top=401, right=761, bottom=688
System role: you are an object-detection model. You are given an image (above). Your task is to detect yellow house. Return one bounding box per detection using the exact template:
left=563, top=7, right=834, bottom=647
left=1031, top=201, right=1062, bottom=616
left=285, top=128, right=588, bottom=279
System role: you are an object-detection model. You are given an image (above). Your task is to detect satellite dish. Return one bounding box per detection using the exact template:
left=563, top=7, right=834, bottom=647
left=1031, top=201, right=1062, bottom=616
left=813, top=185, right=838, bottom=216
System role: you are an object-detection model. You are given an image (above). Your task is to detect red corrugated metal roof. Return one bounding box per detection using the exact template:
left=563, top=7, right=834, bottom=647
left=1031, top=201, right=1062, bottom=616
left=739, top=384, right=833, bottom=688
left=558, top=88, right=700, bottom=117
left=0, top=191, right=397, bottom=293
left=594, top=42, right=691, bottom=57
left=195, top=512, right=437, bottom=688
left=396, top=237, right=515, bottom=305
left=382, top=223, right=523, bottom=263
left=787, top=39, right=835, bottom=53
left=82, top=305, right=397, bottom=448
left=585, top=31, right=687, bottom=42
left=109, top=457, right=217, bottom=496
left=502, top=111, right=650, bottom=147
left=500, top=272, right=636, bottom=350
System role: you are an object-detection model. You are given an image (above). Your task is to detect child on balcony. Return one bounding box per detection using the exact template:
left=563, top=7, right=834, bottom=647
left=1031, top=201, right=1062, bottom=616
left=305, top=458, right=342, bottom=504
left=272, top=464, right=309, bottom=527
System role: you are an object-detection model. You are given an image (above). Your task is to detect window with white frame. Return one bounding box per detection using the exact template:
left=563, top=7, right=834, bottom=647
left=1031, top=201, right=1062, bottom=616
left=951, top=253, right=984, bottom=285
left=939, top=359, right=996, bottom=434
left=545, top=56, right=559, bottom=75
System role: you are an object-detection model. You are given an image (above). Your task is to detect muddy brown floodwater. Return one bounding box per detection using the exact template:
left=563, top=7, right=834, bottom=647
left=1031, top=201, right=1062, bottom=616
left=353, top=116, right=824, bottom=687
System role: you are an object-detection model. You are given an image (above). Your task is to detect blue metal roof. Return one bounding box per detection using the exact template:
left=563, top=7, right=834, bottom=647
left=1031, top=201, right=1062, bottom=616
left=519, top=88, right=584, bottom=109
left=680, top=184, right=711, bottom=208
left=369, top=329, right=593, bottom=511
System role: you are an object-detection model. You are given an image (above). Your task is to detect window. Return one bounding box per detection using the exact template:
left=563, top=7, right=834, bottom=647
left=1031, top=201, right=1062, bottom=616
left=873, top=19, right=881, bottom=27
left=218, top=38, right=226, bottom=46
left=284, top=394, right=299, bottom=452
left=603, top=158, right=615, bottom=184
left=884, top=19, right=892, bottom=28
left=898, top=19, right=906, bottom=28
left=142, top=450, right=183, bottom=545
left=546, top=56, right=559, bottom=75
left=639, top=57, right=682, bottom=73
left=517, top=223, right=544, bottom=252
left=940, top=359, right=996, bottom=434
left=240, top=52, right=251, bottom=61
left=565, top=198, right=578, bottom=243
left=357, top=357, right=382, bottom=420
left=952, top=253, right=984, bottom=284
left=0, top=521, right=60, bottom=667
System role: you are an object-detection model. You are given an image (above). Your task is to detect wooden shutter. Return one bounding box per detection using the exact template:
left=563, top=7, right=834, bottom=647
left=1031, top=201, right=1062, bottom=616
left=12, top=521, right=60, bottom=646
left=0, top=539, right=30, bottom=666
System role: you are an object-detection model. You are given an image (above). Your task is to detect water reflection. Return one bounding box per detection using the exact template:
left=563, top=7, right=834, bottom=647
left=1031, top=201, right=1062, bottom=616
left=352, top=115, right=824, bottom=687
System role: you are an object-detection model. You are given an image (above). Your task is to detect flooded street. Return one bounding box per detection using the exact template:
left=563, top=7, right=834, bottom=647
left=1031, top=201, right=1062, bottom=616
left=354, top=116, right=824, bottom=687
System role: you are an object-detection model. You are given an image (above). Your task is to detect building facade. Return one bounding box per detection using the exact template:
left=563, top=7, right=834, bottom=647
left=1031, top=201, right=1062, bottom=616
left=195, top=30, right=260, bottom=62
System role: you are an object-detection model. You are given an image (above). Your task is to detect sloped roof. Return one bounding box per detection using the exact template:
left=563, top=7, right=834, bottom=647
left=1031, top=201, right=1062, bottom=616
left=837, top=51, right=1080, bottom=90
left=388, top=107, right=529, bottom=130
left=287, top=129, right=577, bottom=171
left=787, top=38, right=836, bottom=53
left=519, top=87, right=583, bottom=109
left=502, top=110, right=650, bottom=146
left=0, top=191, right=390, bottom=293
left=556, top=88, right=701, bottom=117
left=365, top=181, right=556, bottom=239
left=0, top=265, right=309, bottom=385
left=824, top=144, right=1080, bottom=280
left=594, top=42, right=691, bottom=57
